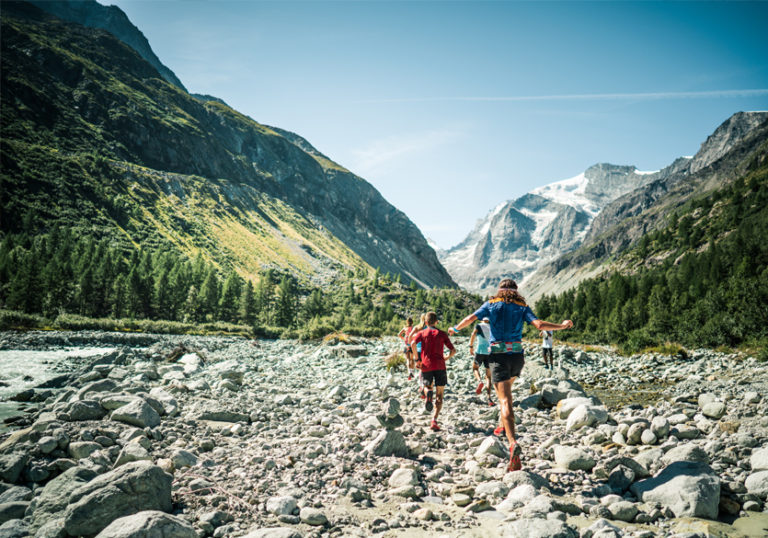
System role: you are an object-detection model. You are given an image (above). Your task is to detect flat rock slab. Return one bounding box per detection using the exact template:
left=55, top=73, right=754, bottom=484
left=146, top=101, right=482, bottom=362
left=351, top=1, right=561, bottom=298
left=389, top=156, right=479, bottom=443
left=111, top=399, right=161, bottom=428
left=630, top=461, right=720, bottom=519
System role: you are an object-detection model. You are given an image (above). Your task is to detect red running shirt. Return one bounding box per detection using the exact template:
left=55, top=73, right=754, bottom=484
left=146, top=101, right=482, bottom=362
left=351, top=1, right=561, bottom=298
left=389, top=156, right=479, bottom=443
left=410, top=327, right=454, bottom=372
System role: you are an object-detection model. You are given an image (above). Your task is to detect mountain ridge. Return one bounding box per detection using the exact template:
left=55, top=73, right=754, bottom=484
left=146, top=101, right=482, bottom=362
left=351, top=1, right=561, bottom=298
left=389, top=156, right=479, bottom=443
left=0, top=1, right=454, bottom=289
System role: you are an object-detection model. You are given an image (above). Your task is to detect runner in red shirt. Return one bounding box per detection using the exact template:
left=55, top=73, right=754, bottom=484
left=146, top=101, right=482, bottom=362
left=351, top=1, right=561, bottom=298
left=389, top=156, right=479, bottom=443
left=410, top=311, right=455, bottom=431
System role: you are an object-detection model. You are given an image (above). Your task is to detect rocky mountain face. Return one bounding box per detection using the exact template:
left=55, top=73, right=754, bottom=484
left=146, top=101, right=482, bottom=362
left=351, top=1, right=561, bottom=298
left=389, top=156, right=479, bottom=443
left=29, top=0, right=186, bottom=91
left=523, top=111, right=768, bottom=303
left=440, top=165, right=657, bottom=294
left=1, top=2, right=454, bottom=288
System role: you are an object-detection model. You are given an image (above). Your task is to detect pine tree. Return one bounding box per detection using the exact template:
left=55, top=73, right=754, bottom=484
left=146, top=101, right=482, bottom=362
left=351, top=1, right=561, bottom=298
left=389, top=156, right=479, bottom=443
left=219, top=272, right=242, bottom=323
left=198, top=269, right=220, bottom=321
left=274, top=276, right=296, bottom=327
left=239, top=280, right=256, bottom=325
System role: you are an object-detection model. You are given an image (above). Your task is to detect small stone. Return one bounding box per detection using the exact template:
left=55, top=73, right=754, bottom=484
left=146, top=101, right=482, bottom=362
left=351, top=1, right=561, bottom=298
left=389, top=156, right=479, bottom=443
left=745, top=470, right=768, bottom=498
left=94, top=510, right=196, bottom=537
left=750, top=447, right=768, bottom=471
left=701, top=402, right=726, bottom=420
left=299, top=507, right=327, bottom=526
left=475, top=436, right=507, bottom=459
left=640, top=429, right=657, bottom=445
left=607, top=500, right=637, bottom=522
left=110, top=399, right=161, bottom=429
left=389, top=468, right=419, bottom=489
left=265, top=496, right=297, bottom=516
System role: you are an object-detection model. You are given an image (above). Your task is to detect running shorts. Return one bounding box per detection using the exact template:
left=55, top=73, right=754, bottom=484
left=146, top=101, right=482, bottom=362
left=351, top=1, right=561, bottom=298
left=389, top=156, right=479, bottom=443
left=474, top=353, right=490, bottom=369
left=488, top=352, right=525, bottom=384
left=421, top=369, right=448, bottom=387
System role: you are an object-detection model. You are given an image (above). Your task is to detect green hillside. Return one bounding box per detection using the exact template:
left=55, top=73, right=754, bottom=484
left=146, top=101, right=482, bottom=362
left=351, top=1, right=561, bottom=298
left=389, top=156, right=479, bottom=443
left=535, top=148, right=768, bottom=354
left=0, top=2, right=454, bottom=292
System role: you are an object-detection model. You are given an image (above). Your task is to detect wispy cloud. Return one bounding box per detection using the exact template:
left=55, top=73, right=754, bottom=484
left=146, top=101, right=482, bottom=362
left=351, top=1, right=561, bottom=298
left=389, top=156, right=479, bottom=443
left=357, top=88, right=768, bottom=104
left=350, top=129, right=463, bottom=175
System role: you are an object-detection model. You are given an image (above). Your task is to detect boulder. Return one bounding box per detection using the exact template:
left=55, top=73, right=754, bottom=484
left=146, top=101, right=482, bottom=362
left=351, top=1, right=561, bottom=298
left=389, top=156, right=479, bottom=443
left=701, top=402, right=726, bottom=420
left=364, top=430, right=408, bottom=458
left=502, top=518, right=577, bottom=537
left=94, top=510, right=196, bottom=537
left=299, top=507, right=327, bottom=526
left=0, top=486, right=32, bottom=504
left=111, top=399, right=161, bottom=428
left=0, top=519, right=29, bottom=538
left=745, top=470, right=768, bottom=498
left=389, top=468, right=419, bottom=488
left=0, top=501, right=29, bottom=525
left=750, top=447, right=768, bottom=471
left=69, top=441, right=102, bottom=460
left=554, top=445, right=595, bottom=471
left=0, top=454, right=28, bottom=484
left=58, top=399, right=107, bottom=421
left=265, top=496, right=297, bottom=516
left=63, top=461, right=173, bottom=536
left=31, top=466, right=98, bottom=531
left=662, top=444, right=709, bottom=465
left=475, top=436, right=507, bottom=460
left=651, top=416, right=670, bottom=438
left=630, top=461, right=720, bottom=519
left=556, top=397, right=594, bottom=419
left=566, top=404, right=608, bottom=432
left=607, top=500, right=637, bottom=522
left=114, top=443, right=152, bottom=468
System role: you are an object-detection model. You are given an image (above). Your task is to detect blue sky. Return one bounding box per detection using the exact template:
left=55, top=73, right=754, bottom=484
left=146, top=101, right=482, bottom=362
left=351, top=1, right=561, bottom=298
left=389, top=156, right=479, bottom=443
left=110, top=0, right=768, bottom=249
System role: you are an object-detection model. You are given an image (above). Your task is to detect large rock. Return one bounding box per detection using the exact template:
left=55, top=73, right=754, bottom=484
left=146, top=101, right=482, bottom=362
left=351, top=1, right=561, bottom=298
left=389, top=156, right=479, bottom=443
left=750, top=447, right=768, bottom=471
left=745, top=470, right=768, bottom=498
left=94, top=510, right=196, bottom=537
left=502, top=518, right=577, bottom=537
left=554, top=445, right=595, bottom=471
left=0, top=454, right=28, bottom=484
left=389, top=468, right=419, bottom=488
left=364, top=430, right=408, bottom=458
left=661, top=444, right=709, bottom=465
left=566, top=404, right=608, bottom=432
left=630, top=461, right=720, bottom=519
left=63, top=461, right=173, bottom=536
left=475, top=436, right=507, bottom=459
left=111, top=399, right=161, bottom=428
left=265, top=496, right=297, bottom=516
left=31, top=466, right=99, bottom=531
left=556, top=397, right=594, bottom=419
left=0, top=501, right=29, bottom=525
left=0, top=519, right=29, bottom=538
left=701, top=401, right=726, bottom=420
left=58, top=399, right=107, bottom=421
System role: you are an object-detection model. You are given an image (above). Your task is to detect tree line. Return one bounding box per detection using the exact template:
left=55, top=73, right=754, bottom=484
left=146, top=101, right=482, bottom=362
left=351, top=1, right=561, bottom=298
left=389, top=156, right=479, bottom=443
left=0, top=228, right=479, bottom=338
left=535, top=164, right=768, bottom=353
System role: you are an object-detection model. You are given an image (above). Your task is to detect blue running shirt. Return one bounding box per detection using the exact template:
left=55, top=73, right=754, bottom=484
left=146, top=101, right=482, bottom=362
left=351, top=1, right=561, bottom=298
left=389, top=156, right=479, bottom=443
left=473, top=299, right=538, bottom=344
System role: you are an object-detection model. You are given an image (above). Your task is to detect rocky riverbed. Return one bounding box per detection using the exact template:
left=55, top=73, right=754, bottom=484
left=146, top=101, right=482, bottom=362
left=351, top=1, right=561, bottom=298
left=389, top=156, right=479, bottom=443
left=0, top=330, right=767, bottom=537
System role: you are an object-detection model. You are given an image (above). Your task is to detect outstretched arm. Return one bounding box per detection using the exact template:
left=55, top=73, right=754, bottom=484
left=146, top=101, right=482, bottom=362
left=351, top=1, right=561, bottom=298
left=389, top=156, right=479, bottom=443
left=532, top=319, right=573, bottom=331
left=449, top=314, right=477, bottom=335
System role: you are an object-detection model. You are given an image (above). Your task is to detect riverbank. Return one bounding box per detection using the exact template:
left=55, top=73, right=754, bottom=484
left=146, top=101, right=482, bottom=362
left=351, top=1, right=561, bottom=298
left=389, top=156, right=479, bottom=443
left=0, top=330, right=767, bottom=537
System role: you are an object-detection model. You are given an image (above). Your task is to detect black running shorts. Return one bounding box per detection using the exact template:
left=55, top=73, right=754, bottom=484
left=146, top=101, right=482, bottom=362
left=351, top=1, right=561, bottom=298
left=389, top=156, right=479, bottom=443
left=474, top=353, right=490, bottom=369
left=489, top=352, right=525, bottom=384
left=421, top=369, right=447, bottom=387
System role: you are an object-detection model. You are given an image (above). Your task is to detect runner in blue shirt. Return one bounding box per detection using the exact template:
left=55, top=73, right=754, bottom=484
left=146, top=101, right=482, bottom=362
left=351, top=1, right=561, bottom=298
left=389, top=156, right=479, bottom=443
left=449, top=278, right=573, bottom=472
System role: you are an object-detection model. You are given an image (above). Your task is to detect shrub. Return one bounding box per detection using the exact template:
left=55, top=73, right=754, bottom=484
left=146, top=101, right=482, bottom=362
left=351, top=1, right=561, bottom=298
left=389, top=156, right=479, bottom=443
left=384, top=351, right=406, bottom=372
left=0, top=309, right=48, bottom=330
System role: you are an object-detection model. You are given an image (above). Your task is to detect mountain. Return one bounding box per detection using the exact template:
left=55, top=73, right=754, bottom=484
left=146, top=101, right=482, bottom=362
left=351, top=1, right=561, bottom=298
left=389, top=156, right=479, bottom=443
left=28, top=0, right=186, bottom=91
left=0, top=1, right=454, bottom=289
left=523, top=111, right=768, bottom=303
left=440, top=164, right=658, bottom=294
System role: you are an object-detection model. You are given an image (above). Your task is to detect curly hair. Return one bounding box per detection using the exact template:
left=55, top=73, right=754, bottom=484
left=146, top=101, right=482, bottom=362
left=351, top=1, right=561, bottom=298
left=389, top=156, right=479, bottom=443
left=494, top=278, right=527, bottom=306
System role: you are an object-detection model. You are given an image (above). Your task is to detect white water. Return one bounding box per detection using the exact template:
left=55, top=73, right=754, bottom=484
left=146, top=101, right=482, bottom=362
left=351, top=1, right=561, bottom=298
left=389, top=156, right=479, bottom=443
left=0, top=347, right=115, bottom=429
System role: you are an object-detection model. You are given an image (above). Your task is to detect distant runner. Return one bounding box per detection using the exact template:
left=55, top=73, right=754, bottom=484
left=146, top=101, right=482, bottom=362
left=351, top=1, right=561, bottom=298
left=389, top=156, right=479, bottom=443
left=449, top=279, right=572, bottom=471
left=397, top=317, right=415, bottom=380
left=410, top=311, right=456, bottom=431
left=541, top=330, right=554, bottom=370
left=469, top=317, right=494, bottom=406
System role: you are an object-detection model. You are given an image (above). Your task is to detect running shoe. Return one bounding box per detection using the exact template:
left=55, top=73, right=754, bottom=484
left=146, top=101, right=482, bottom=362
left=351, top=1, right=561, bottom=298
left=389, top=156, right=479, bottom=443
left=425, top=389, right=434, bottom=412
left=430, top=419, right=440, bottom=431
left=508, top=440, right=522, bottom=472
left=493, top=425, right=505, bottom=436
left=407, top=373, right=413, bottom=381
left=475, top=382, right=484, bottom=395
left=488, top=399, right=495, bottom=407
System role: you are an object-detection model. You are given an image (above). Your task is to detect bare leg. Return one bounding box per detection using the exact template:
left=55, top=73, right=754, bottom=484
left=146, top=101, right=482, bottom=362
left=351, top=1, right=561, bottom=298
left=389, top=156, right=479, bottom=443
left=494, top=377, right=517, bottom=443
left=485, top=368, right=493, bottom=399
left=434, top=385, right=444, bottom=421
left=472, top=361, right=481, bottom=382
